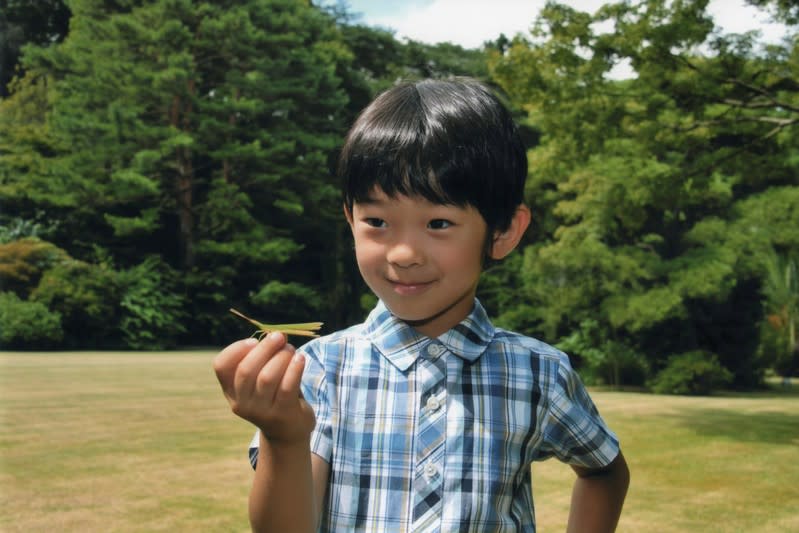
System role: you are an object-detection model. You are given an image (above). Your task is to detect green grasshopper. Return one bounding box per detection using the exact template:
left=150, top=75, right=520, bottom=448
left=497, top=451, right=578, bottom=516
left=229, top=308, right=323, bottom=338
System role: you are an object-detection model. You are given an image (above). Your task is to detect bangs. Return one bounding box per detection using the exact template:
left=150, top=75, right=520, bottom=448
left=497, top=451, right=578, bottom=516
left=339, top=79, right=526, bottom=231
left=340, top=83, right=472, bottom=207
left=341, top=129, right=474, bottom=208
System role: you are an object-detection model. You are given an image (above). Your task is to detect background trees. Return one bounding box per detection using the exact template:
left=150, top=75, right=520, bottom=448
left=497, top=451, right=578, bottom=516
left=487, top=0, right=798, bottom=389
left=1, top=0, right=796, bottom=391
left=0, top=0, right=489, bottom=348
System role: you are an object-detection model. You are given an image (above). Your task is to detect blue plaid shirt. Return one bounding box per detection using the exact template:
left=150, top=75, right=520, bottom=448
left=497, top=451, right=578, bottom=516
left=249, top=299, right=619, bottom=532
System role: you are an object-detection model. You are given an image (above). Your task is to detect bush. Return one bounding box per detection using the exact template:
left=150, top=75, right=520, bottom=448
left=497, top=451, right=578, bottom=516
left=0, top=292, right=63, bottom=348
left=760, top=320, right=799, bottom=377
left=556, top=319, right=649, bottom=387
left=30, top=259, right=121, bottom=347
left=0, top=238, right=68, bottom=296
left=117, top=256, right=187, bottom=350
left=650, top=351, right=733, bottom=395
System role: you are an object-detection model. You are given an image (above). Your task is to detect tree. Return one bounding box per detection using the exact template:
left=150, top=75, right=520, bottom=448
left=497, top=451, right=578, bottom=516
left=0, top=0, right=71, bottom=97
left=2, top=0, right=351, bottom=344
left=1, top=0, right=496, bottom=347
left=489, top=0, right=798, bottom=389
left=761, top=251, right=799, bottom=377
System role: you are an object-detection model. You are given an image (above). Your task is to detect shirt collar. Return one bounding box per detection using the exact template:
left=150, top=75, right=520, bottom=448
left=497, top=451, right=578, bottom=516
left=364, top=299, right=495, bottom=372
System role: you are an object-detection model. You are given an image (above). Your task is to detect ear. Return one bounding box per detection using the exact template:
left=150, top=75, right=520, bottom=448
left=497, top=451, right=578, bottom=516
left=489, top=205, right=531, bottom=260
left=343, top=203, right=354, bottom=227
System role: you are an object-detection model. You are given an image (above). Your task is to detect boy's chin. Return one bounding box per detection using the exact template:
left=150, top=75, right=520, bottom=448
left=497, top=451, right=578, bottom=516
left=389, top=303, right=457, bottom=330
left=383, top=302, right=437, bottom=327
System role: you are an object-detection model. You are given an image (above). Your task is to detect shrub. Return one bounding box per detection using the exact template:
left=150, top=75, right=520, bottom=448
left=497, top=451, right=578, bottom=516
left=0, top=292, right=63, bottom=348
left=30, top=259, right=121, bottom=347
left=117, top=256, right=187, bottom=350
left=0, top=215, right=57, bottom=244
left=556, top=319, right=649, bottom=387
left=760, top=320, right=799, bottom=377
left=650, top=351, right=733, bottom=395
left=0, top=238, right=68, bottom=296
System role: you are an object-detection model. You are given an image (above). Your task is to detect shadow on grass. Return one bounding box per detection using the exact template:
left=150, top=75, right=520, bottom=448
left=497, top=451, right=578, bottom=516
left=668, top=408, right=799, bottom=445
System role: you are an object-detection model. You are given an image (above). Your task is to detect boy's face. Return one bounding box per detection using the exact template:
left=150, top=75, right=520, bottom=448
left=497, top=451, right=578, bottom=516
left=346, top=189, right=488, bottom=338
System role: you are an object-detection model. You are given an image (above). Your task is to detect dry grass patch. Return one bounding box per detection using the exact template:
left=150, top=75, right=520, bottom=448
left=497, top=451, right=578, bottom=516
left=533, top=390, right=799, bottom=532
left=2, top=352, right=798, bottom=532
left=1, top=352, right=254, bottom=533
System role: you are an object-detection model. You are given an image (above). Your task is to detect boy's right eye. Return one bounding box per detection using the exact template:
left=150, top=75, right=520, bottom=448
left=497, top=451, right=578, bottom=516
left=364, top=218, right=387, bottom=228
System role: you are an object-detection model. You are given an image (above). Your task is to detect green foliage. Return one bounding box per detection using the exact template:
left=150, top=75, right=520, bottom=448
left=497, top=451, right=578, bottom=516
left=760, top=321, right=799, bottom=377
left=556, top=319, right=649, bottom=387
left=117, top=256, right=187, bottom=350
left=0, top=72, right=75, bottom=208
left=250, top=280, right=322, bottom=322
left=0, top=0, right=500, bottom=349
left=650, top=351, right=733, bottom=395
left=489, top=0, right=799, bottom=388
left=0, top=214, right=58, bottom=244
left=760, top=250, right=799, bottom=376
left=0, top=238, right=68, bottom=296
left=359, top=292, right=378, bottom=314
left=0, top=291, right=63, bottom=348
left=0, top=0, right=70, bottom=97
left=30, top=258, right=121, bottom=347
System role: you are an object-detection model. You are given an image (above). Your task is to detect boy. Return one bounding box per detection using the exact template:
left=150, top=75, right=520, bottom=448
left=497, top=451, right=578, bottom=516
left=214, top=78, right=629, bottom=532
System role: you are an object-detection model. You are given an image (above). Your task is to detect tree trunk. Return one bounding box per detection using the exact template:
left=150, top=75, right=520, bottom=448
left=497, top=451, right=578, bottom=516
left=170, top=83, right=196, bottom=268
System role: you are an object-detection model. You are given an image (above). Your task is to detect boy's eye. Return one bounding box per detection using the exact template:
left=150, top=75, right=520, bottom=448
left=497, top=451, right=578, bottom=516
left=428, top=219, right=453, bottom=230
left=364, top=217, right=387, bottom=228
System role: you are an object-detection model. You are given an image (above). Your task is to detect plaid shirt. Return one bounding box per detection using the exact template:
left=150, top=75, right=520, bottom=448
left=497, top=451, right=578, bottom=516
left=249, top=299, right=619, bottom=532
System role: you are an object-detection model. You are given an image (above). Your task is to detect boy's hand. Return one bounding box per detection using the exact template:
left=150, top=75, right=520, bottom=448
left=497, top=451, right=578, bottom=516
left=213, top=332, right=316, bottom=445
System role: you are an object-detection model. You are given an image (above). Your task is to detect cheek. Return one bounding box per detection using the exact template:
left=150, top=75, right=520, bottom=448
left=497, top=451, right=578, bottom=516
left=439, top=240, right=483, bottom=274
left=353, top=240, right=382, bottom=270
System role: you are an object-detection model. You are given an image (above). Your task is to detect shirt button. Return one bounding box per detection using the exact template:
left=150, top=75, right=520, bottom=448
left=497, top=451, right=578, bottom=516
left=427, top=344, right=443, bottom=356
left=424, top=462, right=438, bottom=479
left=426, top=395, right=441, bottom=412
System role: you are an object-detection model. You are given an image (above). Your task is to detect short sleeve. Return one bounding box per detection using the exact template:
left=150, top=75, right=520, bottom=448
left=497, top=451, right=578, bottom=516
left=247, top=343, right=333, bottom=469
left=302, top=345, right=333, bottom=462
left=539, top=356, right=620, bottom=468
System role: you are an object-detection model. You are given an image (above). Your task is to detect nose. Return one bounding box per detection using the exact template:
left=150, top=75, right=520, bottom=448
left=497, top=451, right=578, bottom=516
left=386, top=236, right=424, bottom=268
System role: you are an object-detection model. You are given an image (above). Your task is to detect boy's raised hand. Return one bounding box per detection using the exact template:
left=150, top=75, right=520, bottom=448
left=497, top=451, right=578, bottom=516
left=213, top=332, right=316, bottom=444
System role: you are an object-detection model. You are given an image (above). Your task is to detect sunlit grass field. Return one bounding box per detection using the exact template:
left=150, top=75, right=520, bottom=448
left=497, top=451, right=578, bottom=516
left=2, top=352, right=798, bottom=532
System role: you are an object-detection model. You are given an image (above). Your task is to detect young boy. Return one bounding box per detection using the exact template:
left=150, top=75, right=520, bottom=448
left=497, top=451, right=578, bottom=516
left=214, top=78, right=629, bottom=532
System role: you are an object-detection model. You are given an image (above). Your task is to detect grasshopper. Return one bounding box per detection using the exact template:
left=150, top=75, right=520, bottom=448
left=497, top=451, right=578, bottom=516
left=229, top=308, right=323, bottom=338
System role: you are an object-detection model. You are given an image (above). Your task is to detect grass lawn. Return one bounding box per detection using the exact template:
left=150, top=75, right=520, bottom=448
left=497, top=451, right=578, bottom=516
left=2, top=352, right=798, bottom=532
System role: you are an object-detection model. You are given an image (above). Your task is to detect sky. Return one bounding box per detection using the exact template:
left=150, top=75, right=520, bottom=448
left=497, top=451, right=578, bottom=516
left=336, top=0, right=790, bottom=50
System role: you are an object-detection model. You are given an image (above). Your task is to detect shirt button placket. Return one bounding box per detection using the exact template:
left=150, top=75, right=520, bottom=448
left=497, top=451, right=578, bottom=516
left=412, top=342, right=447, bottom=531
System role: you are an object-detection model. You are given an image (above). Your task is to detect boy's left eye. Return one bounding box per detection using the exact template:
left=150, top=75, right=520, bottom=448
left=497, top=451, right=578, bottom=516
left=428, top=219, right=453, bottom=229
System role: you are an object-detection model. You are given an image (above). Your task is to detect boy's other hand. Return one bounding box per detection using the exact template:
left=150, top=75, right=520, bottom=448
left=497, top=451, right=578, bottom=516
left=213, top=332, right=316, bottom=445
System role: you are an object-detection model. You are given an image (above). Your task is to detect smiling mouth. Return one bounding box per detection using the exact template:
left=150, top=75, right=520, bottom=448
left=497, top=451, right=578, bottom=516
left=387, top=278, right=434, bottom=295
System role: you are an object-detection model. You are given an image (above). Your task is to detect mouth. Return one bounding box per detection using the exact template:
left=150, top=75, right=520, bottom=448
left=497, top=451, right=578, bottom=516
left=386, top=278, right=435, bottom=295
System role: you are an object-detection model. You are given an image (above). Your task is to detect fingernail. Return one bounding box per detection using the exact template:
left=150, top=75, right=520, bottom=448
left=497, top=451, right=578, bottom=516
left=267, top=331, right=282, bottom=341
left=293, top=353, right=305, bottom=365
left=244, top=338, right=259, bottom=346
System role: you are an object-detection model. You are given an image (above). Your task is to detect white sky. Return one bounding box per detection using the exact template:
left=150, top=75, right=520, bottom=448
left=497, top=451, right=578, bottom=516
left=337, top=0, right=790, bottom=50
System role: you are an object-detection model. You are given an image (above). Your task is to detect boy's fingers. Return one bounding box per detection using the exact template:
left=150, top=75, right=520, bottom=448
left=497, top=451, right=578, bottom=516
left=234, top=332, right=287, bottom=391
left=254, top=345, right=296, bottom=400
left=275, top=352, right=306, bottom=406
left=213, top=338, right=259, bottom=394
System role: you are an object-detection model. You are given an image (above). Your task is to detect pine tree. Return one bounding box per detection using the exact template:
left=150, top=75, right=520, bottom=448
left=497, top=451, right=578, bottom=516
left=3, top=0, right=350, bottom=342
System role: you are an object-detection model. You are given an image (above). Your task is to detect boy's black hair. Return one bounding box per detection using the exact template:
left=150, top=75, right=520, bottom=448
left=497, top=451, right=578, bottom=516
left=339, top=77, right=527, bottom=235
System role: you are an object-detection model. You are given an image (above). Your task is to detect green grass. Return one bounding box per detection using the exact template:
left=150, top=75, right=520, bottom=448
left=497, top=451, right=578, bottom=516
left=533, top=388, right=799, bottom=532
left=1, top=352, right=254, bottom=532
left=2, top=352, right=798, bottom=532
